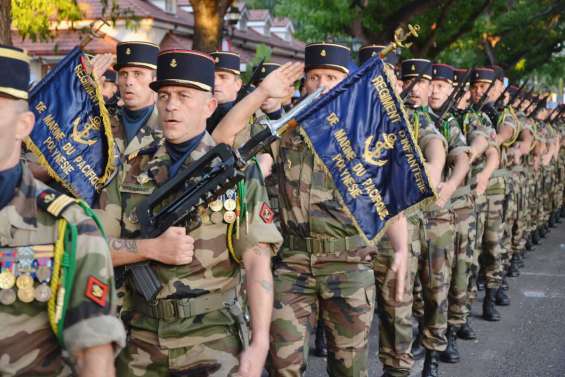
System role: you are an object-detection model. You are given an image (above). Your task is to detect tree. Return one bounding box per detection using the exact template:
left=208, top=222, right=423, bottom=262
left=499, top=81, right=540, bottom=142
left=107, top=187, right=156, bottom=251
left=274, top=0, right=565, bottom=84
left=190, top=0, right=234, bottom=52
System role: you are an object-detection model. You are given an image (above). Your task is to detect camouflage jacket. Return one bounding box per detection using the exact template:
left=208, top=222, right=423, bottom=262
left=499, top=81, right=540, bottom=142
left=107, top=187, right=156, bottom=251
left=111, top=105, right=161, bottom=162
left=461, top=109, right=498, bottom=177
left=97, top=132, right=282, bottom=348
left=0, top=164, right=125, bottom=376
left=496, top=107, right=521, bottom=168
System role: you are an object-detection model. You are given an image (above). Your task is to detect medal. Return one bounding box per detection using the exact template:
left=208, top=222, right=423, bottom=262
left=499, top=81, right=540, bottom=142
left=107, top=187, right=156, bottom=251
left=0, top=289, right=16, bottom=305
left=210, top=211, right=224, bottom=224
left=0, top=271, right=15, bottom=289
left=209, top=199, right=223, bottom=212
left=17, top=247, right=34, bottom=272
left=224, top=199, right=237, bottom=211
left=34, top=284, right=51, bottom=302
left=200, top=211, right=211, bottom=225
left=36, top=266, right=52, bottom=283
left=224, top=210, right=237, bottom=224
left=17, top=287, right=35, bottom=303
left=16, top=274, right=34, bottom=290
left=136, top=173, right=150, bottom=185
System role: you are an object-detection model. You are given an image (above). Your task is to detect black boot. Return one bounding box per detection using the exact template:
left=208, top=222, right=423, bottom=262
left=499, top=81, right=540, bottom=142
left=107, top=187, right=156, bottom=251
left=412, top=321, right=425, bottom=361
left=549, top=213, right=556, bottom=228
left=439, top=326, right=460, bottom=363
left=556, top=211, right=562, bottom=224
left=508, top=257, right=520, bottom=277
left=525, top=235, right=532, bottom=251
left=540, top=225, right=547, bottom=238
left=517, top=252, right=525, bottom=268
left=483, top=288, right=501, bottom=321
left=561, top=206, right=565, bottom=218
left=476, top=274, right=485, bottom=291
left=313, top=318, right=327, bottom=357
left=532, top=229, right=540, bottom=245
left=501, top=275, right=509, bottom=290
left=457, top=318, right=477, bottom=340
left=495, top=287, right=511, bottom=306
left=421, top=350, right=440, bottom=377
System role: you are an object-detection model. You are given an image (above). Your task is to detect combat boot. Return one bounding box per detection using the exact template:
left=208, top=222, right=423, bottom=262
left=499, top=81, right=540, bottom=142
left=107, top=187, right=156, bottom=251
left=501, top=275, right=509, bottom=290
left=439, top=326, right=460, bottom=363
left=312, top=319, right=327, bottom=357
left=561, top=206, right=565, bottom=218
left=495, top=287, right=510, bottom=306
left=457, top=317, right=477, bottom=340
left=555, top=210, right=562, bottom=224
left=411, top=321, right=425, bottom=361
left=539, top=225, right=547, bottom=238
left=525, top=235, right=532, bottom=251
left=517, top=252, right=525, bottom=268
left=421, top=350, right=440, bottom=377
left=483, top=288, right=501, bottom=321
left=508, top=257, right=520, bottom=277
left=549, top=212, right=556, bottom=228
left=532, top=229, right=540, bottom=245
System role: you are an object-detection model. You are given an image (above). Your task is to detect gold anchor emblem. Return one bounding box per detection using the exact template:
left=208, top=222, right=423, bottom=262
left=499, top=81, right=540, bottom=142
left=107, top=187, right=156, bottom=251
left=43, top=193, right=56, bottom=204
left=363, top=133, right=397, bottom=167
left=215, top=57, right=219, bottom=63
left=320, top=49, right=327, bottom=57
left=125, top=47, right=131, bottom=55
left=411, top=64, right=416, bottom=71
left=71, top=116, right=97, bottom=146
left=170, top=58, right=177, bottom=68
left=261, top=67, right=266, bottom=73
left=371, top=51, right=376, bottom=56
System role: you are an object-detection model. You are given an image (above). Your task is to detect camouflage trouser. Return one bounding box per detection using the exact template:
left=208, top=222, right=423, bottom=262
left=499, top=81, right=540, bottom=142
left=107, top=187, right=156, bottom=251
left=269, top=265, right=375, bottom=377
left=542, top=166, right=554, bottom=223
left=374, top=216, right=423, bottom=376
left=447, top=192, right=475, bottom=327
left=501, top=174, right=517, bottom=270
left=511, top=170, right=528, bottom=257
left=116, top=326, right=242, bottom=376
left=468, top=190, right=487, bottom=305
left=478, top=176, right=505, bottom=289
left=419, top=205, right=455, bottom=352
left=527, top=168, right=541, bottom=234
left=412, top=275, right=424, bottom=319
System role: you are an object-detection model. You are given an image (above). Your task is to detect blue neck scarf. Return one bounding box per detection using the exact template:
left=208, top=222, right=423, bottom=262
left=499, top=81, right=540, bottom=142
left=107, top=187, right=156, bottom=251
left=0, top=163, right=22, bottom=209
left=121, top=105, right=154, bottom=145
left=166, top=132, right=206, bottom=177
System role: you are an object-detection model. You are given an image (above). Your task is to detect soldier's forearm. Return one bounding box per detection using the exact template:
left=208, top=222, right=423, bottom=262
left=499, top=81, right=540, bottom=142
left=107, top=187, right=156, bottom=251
left=243, top=243, right=274, bottom=345
left=495, top=125, right=514, bottom=146
left=447, top=153, right=471, bottom=188
left=469, top=137, right=488, bottom=161
left=108, top=237, right=149, bottom=266
left=386, top=213, right=408, bottom=255
left=212, top=86, right=269, bottom=146
left=482, top=146, right=500, bottom=178
left=74, top=343, right=115, bottom=377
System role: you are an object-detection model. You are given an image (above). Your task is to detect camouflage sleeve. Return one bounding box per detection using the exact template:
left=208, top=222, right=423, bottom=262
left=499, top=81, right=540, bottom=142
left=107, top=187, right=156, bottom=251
left=93, top=176, right=123, bottom=238
left=446, top=117, right=470, bottom=161
left=233, top=163, right=283, bottom=258
left=467, top=112, right=497, bottom=149
left=60, top=205, right=126, bottom=354
left=419, top=126, right=448, bottom=154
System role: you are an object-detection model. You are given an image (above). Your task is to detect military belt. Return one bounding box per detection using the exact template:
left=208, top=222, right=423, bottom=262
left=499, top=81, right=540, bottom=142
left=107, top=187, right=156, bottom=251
left=283, top=235, right=366, bottom=256
left=452, top=185, right=471, bottom=199
left=132, top=287, right=238, bottom=320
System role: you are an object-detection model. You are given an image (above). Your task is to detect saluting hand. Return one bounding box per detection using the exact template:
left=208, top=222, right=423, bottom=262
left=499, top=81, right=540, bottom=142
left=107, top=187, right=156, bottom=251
left=146, top=226, right=194, bottom=265
left=259, top=62, right=304, bottom=99
left=89, top=53, right=114, bottom=81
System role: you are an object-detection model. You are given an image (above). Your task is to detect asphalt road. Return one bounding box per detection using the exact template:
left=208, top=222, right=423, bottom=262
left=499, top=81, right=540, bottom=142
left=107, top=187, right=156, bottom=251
left=303, top=221, right=565, bottom=377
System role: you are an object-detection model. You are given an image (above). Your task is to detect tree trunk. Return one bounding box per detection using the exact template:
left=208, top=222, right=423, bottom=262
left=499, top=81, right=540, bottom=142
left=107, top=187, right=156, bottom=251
left=0, top=0, right=12, bottom=45
left=190, top=0, right=234, bottom=53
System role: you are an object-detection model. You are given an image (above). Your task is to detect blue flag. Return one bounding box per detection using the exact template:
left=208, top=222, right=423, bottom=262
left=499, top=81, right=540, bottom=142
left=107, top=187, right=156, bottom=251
left=25, top=47, right=116, bottom=205
left=295, top=56, right=435, bottom=243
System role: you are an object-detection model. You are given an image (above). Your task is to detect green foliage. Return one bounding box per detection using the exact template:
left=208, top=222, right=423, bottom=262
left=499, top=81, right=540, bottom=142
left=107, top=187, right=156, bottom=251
left=11, top=0, right=82, bottom=41
left=276, top=0, right=564, bottom=86
left=241, top=43, right=272, bottom=82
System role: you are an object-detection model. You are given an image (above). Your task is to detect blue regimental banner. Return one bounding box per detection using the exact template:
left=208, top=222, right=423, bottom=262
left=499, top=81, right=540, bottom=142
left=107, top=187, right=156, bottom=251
left=295, top=56, right=435, bottom=243
left=25, top=47, right=115, bottom=205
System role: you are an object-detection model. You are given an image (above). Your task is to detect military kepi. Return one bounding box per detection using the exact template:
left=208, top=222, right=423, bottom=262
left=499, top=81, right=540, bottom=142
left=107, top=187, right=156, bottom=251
left=0, top=44, right=30, bottom=100
left=471, top=67, right=496, bottom=84
left=401, top=59, right=432, bottom=81
left=150, top=49, right=215, bottom=92
left=253, top=62, right=281, bottom=85
left=432, top=64, right=454, bottom=83
left=210, top=51, right=240, bottom=75
left=359, top=44, right=399, bottom=66
left=114, top=41, right=159, bottom=71
left=305, top=43, right=351, bottom=74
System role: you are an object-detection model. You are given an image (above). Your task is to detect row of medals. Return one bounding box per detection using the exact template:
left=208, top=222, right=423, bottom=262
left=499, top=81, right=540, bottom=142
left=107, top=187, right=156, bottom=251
left=203, top=189, right=238, bottom=224
left=0, top=267, right=52, bottom=305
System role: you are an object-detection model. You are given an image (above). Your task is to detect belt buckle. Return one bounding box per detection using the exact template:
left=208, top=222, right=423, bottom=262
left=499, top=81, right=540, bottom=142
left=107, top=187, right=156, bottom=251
left=176, top=298, right=191, bottom=318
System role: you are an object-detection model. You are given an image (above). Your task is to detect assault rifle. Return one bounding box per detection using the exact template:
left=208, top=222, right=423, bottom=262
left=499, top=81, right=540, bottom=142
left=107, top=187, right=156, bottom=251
left=432, top=70, right=472, bottom=127
left=129, top=87, right=323, bottom=301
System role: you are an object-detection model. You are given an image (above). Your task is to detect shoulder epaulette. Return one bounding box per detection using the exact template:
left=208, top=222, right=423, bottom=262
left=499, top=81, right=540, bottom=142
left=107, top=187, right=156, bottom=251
left=37, top=189, right=76, bottom=218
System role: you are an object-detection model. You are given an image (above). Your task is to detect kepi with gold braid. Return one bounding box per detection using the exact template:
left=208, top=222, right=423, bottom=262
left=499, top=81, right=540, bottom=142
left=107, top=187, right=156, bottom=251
left=471, top=67, right=496, bottom=84
left=431, top=63, right=454, bottom=83
left=400, top=58, right=432, bottom=81
left=150, top=49, right=215, bottom=92
left=210, top=51, right=241, bottom=75
left=0, top=44, right=31, bottom=100
left=252, top=62, right=281, bottom=85
left=113, top=41, right=159, bottom=71
left=305, top=42, right=351, bottom=74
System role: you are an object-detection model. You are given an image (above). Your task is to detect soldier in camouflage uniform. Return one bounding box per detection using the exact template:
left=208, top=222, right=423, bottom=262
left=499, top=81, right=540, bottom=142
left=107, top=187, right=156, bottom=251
left=466, top=67, right=505, bottom=322
left=0, top=44, right=125, bottom=377
left=427, top=64, right=473, bottom=365
left=269, top=43, right=409, bottom=377
left=97, top=49, right=285, bottom=376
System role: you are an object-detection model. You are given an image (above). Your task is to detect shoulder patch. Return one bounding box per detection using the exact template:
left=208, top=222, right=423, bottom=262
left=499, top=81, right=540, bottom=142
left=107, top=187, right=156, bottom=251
left=37, top=189, right=76, bottom=218
left=85, top=275, right=109, bottom=307
left=259, top=202, right=274, bottom=224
